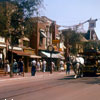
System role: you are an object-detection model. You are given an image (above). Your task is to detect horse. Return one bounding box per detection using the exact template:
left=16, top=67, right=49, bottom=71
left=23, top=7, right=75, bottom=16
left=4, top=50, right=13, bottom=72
left=71, top=56, right=84, bottom=78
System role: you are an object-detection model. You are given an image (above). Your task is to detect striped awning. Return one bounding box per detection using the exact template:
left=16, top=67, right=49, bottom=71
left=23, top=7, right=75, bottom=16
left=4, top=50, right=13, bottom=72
left=40, top=51, right=65, bottom=59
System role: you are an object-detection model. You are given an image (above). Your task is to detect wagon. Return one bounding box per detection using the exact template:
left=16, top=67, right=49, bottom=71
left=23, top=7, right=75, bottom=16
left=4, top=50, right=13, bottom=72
left=79, top=49, right=100, bottom=75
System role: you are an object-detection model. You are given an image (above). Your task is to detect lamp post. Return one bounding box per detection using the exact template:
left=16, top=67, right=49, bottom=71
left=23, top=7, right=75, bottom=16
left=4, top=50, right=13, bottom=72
left=47, top=45, right=54, bottom=74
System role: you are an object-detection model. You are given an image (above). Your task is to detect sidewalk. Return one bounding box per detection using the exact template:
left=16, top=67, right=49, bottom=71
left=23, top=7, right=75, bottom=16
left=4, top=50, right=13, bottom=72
left=0, top=70, right=74, bottom=81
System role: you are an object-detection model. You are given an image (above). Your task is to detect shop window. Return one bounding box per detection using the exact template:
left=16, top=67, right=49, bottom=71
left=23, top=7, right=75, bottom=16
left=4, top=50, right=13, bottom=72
left=23, top=40, right=29, bottom=47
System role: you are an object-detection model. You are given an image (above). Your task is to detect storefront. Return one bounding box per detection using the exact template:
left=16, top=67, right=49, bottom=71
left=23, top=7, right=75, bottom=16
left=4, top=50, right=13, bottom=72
left=8, top=48, right=41, bottom=72
left=0, top=46, right=6, bottom=69
left=40, top=50, right=65, bottom=71
left=0, top=37, right=7, bottom=69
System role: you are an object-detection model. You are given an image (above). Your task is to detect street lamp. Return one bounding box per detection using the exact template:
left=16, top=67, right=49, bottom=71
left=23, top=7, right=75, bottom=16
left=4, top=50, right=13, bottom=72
left=47, top=45, right=54, bottom=74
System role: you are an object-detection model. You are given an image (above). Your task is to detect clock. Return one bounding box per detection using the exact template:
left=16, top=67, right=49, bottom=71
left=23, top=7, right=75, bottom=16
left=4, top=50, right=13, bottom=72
left=48, top=45, right=54, bottom=52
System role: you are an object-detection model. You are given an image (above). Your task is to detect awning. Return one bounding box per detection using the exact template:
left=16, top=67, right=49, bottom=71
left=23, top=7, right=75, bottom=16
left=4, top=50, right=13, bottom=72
left=30, top=55, right=41, bottom=58
left=40, top=32, right=47, bottom=38
left=10, top=50, right=41, bottom=58
left=22, top=37, right=30, bottom=41
left=40, top=51, right=65, bottom=59
left=11, top=50, right=30, bottom=56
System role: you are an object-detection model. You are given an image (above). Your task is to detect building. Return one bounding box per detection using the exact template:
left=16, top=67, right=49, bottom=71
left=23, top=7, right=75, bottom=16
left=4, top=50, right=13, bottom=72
left=30, top=16, right=65, bottom=71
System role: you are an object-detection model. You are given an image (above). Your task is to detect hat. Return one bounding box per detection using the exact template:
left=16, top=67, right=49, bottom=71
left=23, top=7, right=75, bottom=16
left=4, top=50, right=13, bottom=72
left=77, top=54, right=80, bottom=57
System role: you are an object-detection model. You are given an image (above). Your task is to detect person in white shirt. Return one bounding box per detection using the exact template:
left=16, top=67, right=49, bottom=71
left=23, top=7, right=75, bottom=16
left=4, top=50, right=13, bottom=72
left=37, top=61, right=40, bottom=72
left=60, top=60, right=64, bottom=71
left=6, top=60, right=10, bottom=73
left=40, top=60, right=42, bottom=71
left=31, top=59, right=36, bottom=76
left=42, top=59, right=46, bottom=72
left=51, top=62, right=55, bottom=73
left=74, top=55, right=84, bottom=78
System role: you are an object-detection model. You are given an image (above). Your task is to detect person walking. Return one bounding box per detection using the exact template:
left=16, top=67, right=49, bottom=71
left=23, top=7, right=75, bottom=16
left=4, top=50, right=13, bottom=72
left=66, top=61, right=72, bottom=75
left=60, top=60, right=64, bottom=71
left=52, top=62, right=55, bottom=70
left=37, top=61, right=40, bottom=72
left=31, top=59, right=36, bottom=76
left=50, top=62, right=55, bottom=74
left=13, top=59, right=18, bottom=75
left=64, top=62, right=67, bottom=71
left=18, top=59, right=24, bottom=75
left=40, top=60, right=42, bottom=71
left=6, top=60, right=10, bottom=74
left=0, top=58, right=3, bottom=69
left=4, top=60, right=10, bottom=76
left=42, top=59, right=46, bottom=72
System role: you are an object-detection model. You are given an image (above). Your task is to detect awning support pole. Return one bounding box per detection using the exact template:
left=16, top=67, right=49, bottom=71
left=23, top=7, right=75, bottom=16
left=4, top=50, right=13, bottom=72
left=50, top=52, right=52, bottom=74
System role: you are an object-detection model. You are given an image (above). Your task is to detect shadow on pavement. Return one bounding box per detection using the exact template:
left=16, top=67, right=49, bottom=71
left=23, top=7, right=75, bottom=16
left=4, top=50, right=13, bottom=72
left=58, top=75, right=76, bottom=80
left=58, top=74, right=100, bottom=85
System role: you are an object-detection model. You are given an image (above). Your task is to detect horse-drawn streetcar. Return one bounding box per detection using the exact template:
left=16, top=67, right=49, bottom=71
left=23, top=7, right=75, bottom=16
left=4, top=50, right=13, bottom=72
left=79, top=49, right=100, bottom=76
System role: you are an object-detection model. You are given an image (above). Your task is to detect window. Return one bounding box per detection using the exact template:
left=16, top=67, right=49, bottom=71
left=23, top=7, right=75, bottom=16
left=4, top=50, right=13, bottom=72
left=39, top=29, right=47, bottom=46
left=39, top=37, right=43, bottom=46
left=23, top=40, right=29, bottom=47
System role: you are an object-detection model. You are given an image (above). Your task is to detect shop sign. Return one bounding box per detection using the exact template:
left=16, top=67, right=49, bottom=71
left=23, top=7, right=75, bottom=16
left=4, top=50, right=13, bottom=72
left=59, top=48, right=63, bottom=52
left=52, top=40, right=60, bottom=44
left=24, top=49, right=35, bottom=55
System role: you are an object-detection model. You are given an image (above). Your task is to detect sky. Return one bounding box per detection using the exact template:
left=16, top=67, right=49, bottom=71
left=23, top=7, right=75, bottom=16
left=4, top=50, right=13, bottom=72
left=41, top=0, right=100, bottom=39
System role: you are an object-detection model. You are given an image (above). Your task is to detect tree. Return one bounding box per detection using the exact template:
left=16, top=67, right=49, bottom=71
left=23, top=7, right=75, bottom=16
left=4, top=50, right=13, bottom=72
left=83, top=40, right=100, bottom=51
left=9, top=0, right=44, bottom=18
left=62, top=29, right=83, bottom=55
left=0, top=0, right=43, bottom=77
left=0, top=0, right=44, bottom=35
left=0, top=0, right=44, bottom=45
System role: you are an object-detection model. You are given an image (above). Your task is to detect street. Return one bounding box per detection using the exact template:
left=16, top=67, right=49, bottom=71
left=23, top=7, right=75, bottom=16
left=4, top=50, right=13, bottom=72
left=0, top=72, right=100, bottom=100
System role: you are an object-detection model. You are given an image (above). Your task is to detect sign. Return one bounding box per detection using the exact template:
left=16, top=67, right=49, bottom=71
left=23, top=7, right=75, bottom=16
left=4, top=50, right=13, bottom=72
left=89, top=19, right=97, bottom=29
left=59, top=48, right=62, bottom=52
left=53, top=46, right=58, bottom=51
left=52, top=40, right=60, bottom=44
left=24, top=49, right=35, bottom=55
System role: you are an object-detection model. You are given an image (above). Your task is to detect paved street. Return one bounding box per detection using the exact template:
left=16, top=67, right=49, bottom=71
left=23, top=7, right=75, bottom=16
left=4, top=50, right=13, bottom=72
left=0, top=71, right=100, bottom=100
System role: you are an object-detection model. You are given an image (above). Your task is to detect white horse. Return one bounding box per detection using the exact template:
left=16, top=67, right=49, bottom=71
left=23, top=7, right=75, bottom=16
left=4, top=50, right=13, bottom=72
left=71, top=56, right=84, bottom=78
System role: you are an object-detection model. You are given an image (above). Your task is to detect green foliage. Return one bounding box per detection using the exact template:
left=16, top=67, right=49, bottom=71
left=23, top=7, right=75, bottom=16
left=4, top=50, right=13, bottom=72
left=24, top=18, right=34, bottom=37
left=0, top=2, right=7, bottom=36
left=70, top=46, right=78, bottom=55
left=10, top=0, right=44, bottom=18
left=0, top=14, right=7, bottom=35
left=62, top=29, right=81, bottom=45
left=0, top=0, right=43, bottom=45
left=63, top=30, right=81, bottom=44
left=83, top=41, right=100, bottom=51
left=11, top=34, right=19, bottom=45
left=62, top=29, right=85, bottom=55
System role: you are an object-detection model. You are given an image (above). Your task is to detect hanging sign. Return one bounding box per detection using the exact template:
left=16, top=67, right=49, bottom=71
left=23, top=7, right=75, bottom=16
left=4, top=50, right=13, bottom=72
left=89, top=19, right=97, bottom=29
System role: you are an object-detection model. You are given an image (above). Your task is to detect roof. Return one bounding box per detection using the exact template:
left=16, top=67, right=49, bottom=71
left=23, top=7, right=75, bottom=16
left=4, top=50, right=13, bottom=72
left=9, top=50, right=41, bottom=58
left=80, top=35, right=88, bottom=42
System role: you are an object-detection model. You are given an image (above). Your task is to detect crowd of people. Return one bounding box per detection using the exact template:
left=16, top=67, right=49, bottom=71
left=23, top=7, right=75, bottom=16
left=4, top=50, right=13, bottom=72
left=30, top=59, right=72, bottom=76
left=59, top=60, right=72, bottom=75
left=31, top=59, right=47, bottom=76
left=0, top=57, right=75, bottom=77
left=4, top=58, right=24, bottom=76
